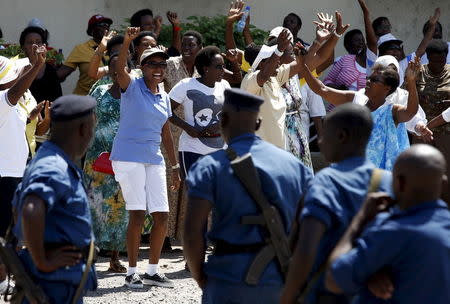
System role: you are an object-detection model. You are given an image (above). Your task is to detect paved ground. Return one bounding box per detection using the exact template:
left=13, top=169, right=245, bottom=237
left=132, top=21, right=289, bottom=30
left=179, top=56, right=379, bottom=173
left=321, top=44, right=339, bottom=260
left=84, top=246, right=202, bottom=304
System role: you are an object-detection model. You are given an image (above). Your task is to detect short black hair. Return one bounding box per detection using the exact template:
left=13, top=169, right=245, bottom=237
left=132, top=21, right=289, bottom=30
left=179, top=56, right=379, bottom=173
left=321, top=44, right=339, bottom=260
left=423, top=20, right=442, bottom=36
left=285, top=13, right=302, bottom=29
left=426, top=39, right=449, bottom=57
left=378, top=41, right=402, bottom=55
left=133, top=31, right=157, bottom=47
left=194, top=46, right=221, bottom=76
left=372, top=17, right=390, bottom=33
left=107, top=34, right=124, bottom=56
left=19, top=26, right=48, bottom=46
left=343, top=29, right=363, bottom=53
left=372, top=65, right=400, bottom=95
left=130, top=9, right=153, bottom=27
left=326, top=103, right=373, bottom=149
left=108, top=51, right=132, bottom=69
left=244, top=43, right=262, bottom=66
left=183, top=30, right=203, bottom=47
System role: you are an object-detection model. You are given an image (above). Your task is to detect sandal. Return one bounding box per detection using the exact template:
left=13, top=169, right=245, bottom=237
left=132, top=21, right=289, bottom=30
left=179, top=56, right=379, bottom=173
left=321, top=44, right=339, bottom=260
left=108, top=260, right=127, bottom=273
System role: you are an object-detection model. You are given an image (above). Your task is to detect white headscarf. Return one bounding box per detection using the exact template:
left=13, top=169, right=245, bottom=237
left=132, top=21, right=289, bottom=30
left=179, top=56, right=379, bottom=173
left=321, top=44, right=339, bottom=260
left=251, top=45, right=277, bottom=71
left=374, top=55, right=400, bottom=72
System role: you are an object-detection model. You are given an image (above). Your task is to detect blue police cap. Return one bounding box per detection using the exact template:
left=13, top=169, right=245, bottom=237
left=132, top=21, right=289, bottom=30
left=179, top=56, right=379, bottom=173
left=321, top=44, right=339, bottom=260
left=224, top=88, right=264, bottom=112
left=51, top=95, right=96, bottom=121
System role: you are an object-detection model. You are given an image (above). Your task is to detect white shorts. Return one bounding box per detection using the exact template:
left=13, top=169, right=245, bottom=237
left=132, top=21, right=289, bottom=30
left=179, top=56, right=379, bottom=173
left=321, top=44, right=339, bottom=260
left=112, top=161, right=169, bottom=213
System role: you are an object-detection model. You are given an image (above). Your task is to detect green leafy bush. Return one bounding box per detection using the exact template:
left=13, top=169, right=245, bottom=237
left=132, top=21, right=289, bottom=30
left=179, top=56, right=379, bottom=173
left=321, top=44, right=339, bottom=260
left=115, top=15, right=268, bottom=51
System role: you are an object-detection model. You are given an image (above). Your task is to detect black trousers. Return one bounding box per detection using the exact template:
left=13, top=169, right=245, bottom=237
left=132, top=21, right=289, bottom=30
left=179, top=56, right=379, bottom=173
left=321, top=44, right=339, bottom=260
left=0, top=176, right=21, bottom=237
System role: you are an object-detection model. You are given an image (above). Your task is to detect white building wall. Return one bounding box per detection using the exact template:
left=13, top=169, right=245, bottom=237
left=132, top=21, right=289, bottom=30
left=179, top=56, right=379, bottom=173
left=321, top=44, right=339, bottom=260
left=1, top=0, right=448, bottom=94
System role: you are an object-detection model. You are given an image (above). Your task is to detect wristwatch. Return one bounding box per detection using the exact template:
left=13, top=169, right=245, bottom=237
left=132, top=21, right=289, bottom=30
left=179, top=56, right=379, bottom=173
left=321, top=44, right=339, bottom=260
left=171, top=164, right=180, bottom=170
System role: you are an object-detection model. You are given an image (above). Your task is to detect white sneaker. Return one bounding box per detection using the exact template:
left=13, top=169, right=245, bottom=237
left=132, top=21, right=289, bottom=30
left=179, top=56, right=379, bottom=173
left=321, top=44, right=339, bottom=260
left=142, top=273, right=174, bottom=288
left=0, top=279, right=14, bottom=295
left=124, top=273, right=143, bottom=289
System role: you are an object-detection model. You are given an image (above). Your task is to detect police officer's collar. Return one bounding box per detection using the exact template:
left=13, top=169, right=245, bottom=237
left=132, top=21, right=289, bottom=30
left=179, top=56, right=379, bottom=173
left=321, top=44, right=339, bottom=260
left=41, top=141, right=83, bottom=178
left=331, top=156, right=367, bottom=168
left=228, top=133, right=258, bottom=145
left=390, top=199, right=448, bottom=218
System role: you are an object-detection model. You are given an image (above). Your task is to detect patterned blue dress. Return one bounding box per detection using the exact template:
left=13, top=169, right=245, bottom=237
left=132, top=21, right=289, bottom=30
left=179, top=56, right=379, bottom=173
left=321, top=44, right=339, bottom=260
left=366, top=104, right=410, bottom=170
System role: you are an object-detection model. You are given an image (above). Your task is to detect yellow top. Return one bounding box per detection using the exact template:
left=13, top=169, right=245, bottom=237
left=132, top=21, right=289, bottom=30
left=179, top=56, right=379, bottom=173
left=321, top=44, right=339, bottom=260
left=240, top=57, right=251, bottom=73
left=299, top=69, right=321, bottom=87
left=64, top=39, right=105, bottom=95
left=18, top=90, right=38, bottom=155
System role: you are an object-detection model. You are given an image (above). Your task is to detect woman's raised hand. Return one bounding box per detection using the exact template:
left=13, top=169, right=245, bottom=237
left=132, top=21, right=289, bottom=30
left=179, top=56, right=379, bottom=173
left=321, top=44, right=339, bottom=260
left=125, top=27, right=140, bottom=42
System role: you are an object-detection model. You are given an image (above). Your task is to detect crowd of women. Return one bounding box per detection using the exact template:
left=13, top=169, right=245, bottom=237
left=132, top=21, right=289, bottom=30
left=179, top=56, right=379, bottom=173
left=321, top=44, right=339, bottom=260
left=0, top=0, right=449, bottom=294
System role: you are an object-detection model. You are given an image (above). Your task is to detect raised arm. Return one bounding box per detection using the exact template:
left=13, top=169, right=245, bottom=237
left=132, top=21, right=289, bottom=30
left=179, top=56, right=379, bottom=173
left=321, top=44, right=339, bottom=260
left=393, top=58, right=420, bottom=124
left=243, top=14, right=254, bottom=46
left=255, top=31, right=290, bottom=86
left=297, top=49, right=355, bottom=105
left=415, top=8, right=440, bottom=58
left=167, top=11, right=182, bottom=54
left=7, top=45, right=46, bottom=105
left=222, top=49, right=243, bottom=84
left=297, top=12, right=349, bottom=76
left=225, top=0, right=244, bottom=51
left=357, top=0, right=378, bottom=54
left=87, top=30, right=115, bottom=80
left=117, top=27, right=139, bottom=91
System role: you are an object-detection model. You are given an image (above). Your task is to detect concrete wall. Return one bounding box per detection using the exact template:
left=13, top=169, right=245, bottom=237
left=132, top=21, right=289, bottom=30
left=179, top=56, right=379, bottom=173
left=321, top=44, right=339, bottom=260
left=1, top=0, right=449, bottom=94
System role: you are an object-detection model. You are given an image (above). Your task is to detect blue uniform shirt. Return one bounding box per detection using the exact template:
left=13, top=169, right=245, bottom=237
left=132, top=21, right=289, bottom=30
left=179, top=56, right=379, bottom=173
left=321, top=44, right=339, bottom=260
left=187, top=133, right=313, bottom=285
left=110, top=77, right=172, bottom=164
left=331, top=200, right=450, bottom=304
left=12, top=141, right=96, bottom=288
left=300, top=157, right=392, bottom=302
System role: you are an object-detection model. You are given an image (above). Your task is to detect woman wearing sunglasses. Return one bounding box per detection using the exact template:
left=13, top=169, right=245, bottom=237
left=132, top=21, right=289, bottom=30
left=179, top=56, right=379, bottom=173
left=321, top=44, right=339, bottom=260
left=110, top=27, right=180, bottom=289
left=169, top=46, right=231, bottom=179
left=298, top=52, right=421, bottom=170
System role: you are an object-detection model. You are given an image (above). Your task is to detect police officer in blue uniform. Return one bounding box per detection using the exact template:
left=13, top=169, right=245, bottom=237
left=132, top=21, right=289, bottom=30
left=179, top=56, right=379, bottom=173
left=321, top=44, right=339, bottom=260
left=12, top=95, right=98, bottom=303
left=183, top=88, right=313, bottom=304
left=325, top=144, right=450, bottom=304
left=281, top=104, right=392, bottom=304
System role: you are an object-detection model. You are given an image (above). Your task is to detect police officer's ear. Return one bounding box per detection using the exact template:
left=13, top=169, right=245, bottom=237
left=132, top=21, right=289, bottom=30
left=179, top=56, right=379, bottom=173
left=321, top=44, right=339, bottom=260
left=255, top=118, right=262, bottom=131
left=442, top=174, right=448, bottom=194
left=338, top=127, right=350, bottom=144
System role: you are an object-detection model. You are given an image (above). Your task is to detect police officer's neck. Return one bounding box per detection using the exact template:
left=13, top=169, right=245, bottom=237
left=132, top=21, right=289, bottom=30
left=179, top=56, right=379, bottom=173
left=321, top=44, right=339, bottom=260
left=49, top=136, right=82, bottom=163
left=225, top=129, right=255, bottom=144
left=396, top=191, right=441, bottom=210
left=331, top=148, right=366, bottom=164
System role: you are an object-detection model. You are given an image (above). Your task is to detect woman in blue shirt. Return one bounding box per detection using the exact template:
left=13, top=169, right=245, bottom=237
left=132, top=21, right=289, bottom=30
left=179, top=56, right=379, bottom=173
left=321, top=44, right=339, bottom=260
left=298, top=51, right=421, bottom=170
left=110, top=27, right=180, bottom=289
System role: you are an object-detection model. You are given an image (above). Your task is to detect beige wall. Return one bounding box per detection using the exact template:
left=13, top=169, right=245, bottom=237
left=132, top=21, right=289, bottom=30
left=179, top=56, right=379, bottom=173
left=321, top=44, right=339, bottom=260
left=1, top=0, right=449, bottom=94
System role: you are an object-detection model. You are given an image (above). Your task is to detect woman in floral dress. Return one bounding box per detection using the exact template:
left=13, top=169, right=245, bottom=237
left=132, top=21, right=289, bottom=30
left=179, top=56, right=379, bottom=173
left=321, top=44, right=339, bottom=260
left=282, top=74, right=313, bottom=170
left=275, top=40, right=313, bottom=169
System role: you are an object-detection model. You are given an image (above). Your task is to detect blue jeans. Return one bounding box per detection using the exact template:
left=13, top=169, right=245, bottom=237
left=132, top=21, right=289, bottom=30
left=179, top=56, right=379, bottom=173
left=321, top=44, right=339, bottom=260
left=202, top=278, right=282, bottom=304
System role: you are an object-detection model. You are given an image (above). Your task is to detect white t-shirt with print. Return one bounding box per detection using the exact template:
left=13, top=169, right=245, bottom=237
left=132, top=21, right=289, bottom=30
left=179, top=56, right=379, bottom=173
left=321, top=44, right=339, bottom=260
left=169, top=78, right=230, bottom=155
left=0, top=90, right=29, bottom=177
